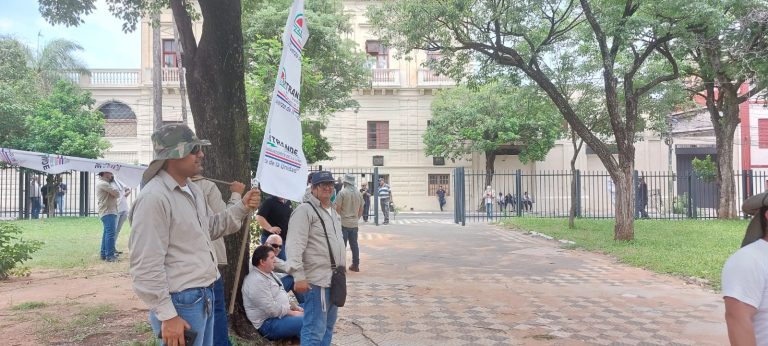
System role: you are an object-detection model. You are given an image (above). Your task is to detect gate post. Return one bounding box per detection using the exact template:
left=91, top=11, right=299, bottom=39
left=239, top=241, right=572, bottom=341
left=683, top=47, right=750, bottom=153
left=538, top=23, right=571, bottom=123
left=575, top=169, right=582, bottom=218
left=686, top=173, right=694, bottom=219
left=19, top=169, right=27, bottom=220
left=453, top=167, right=459, bottom=224
left=79, top=172, right=89, bottom=217
left=459, top=168, right=466, bottom=226
left=372, top=167, right=379, bottom=226
left=515, top=169, right=522, bottom=217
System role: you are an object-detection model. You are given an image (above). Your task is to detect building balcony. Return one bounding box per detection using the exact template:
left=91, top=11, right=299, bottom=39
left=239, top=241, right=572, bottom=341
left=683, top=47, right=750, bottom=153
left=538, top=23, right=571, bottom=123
left=371, top=68, right=401, bottom=87
left=417, top=68, right=455, bottom=87
left=67, top=68, right=185, bottom=88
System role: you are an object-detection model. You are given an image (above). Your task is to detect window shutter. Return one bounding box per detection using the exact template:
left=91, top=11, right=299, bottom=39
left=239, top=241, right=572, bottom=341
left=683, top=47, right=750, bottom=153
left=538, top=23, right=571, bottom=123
left=759, top=119, right=768, bottom=149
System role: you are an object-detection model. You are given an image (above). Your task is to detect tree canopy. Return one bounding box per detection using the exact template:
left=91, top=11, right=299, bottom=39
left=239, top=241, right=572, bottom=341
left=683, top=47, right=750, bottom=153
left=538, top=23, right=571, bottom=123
left=427, top=83, right=562, bottom=188
left=368, top=0, right=697, bottom=240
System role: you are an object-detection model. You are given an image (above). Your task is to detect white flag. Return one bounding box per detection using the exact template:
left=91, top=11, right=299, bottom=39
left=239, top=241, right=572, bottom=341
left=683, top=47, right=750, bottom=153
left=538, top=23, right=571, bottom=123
left=0, top=148, right=147, bottom=188
left=255, top=0, right=310, bottom=202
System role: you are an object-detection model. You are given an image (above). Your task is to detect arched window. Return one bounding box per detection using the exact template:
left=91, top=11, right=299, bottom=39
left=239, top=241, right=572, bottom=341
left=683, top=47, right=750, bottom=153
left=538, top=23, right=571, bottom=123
left=98, top=101, right=137, bottom=137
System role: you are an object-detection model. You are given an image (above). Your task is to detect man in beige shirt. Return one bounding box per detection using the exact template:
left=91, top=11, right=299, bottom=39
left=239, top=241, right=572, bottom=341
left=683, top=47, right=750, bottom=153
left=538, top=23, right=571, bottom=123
left=192, top=176, right=244, bottom=346
left=336, top=174, right=363, bottom=272
left=96, top=171, right=121, bottom=262
left=129, top=124, right=260, bottom=346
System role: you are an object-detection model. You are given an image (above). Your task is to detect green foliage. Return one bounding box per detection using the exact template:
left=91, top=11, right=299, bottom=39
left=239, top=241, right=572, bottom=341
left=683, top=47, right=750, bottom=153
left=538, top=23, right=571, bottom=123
left=243, top=0, right=366, bottom=171
left=425, top=83, right=562, bottom=163
left=243, top=0, right=369, bottom=119
left=17, top=81, right=110, bottom=158
left=692, top=155, right=717, bottom=183
left=502, top=218, right=748, bottom=290
left=0, top=37, right=37, bottom=147
left=28, top=38, right=89, bottom=93
left=673, top=193, right=689, bottom=215
left=10, top=217, right=130, bottom=269
left=0, top=222, right=44, bottom=280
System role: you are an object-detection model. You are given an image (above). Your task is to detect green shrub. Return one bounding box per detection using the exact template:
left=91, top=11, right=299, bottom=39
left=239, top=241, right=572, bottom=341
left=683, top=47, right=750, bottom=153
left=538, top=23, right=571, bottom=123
left=692, top=155, right=717, bottom=182
left=673, top=193, right=688, bottom=215
left=0, top=222, right=44, bottom=279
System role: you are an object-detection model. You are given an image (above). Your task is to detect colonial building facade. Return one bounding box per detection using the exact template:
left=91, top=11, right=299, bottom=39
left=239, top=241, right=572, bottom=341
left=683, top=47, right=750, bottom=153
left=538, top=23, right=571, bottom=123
left=72, top=1, right=767, bottom=211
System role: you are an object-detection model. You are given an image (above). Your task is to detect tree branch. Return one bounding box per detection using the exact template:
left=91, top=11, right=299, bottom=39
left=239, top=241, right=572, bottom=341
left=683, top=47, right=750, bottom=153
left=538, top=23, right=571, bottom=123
left=169, top=0, right=197, bottom=63
left=635, top=43, right=679, bottom=96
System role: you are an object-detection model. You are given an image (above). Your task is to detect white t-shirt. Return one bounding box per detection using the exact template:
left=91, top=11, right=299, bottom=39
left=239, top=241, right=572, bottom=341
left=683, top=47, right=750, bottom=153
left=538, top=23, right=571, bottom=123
left=484, top=190, right=494, bottom=204
left=722, top=239, right=768, bottom=345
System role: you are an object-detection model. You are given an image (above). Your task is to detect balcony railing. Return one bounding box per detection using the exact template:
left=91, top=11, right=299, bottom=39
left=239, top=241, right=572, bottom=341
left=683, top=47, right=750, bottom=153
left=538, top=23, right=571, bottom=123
left=417, top=68, right=455, bottom=86
left=67, top=68, right=185, bottom=88
left=91, top=69, right=141, bottom=85
left=371, top=68, right=401, bottom=87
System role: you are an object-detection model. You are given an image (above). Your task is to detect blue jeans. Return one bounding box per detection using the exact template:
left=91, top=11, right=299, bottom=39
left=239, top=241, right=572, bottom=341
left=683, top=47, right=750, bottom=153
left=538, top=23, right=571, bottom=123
left=100, top=214, right=118, bottom=260
left=31, top=197, right=41, bottom=219
left=259, top=314, right=303, bottom=340
left=486, top=203, right=493, bottom=220
left=150, top=286, right=214, bottom=346
left=114, top=211, right=128, bottom=253
left=55, top=194, right=64, bottom=215
left=301, top=284, right=338, bottom=346
left=212, top=276, right=231, bottom=346
left=341, top=227, right=359, bottom=267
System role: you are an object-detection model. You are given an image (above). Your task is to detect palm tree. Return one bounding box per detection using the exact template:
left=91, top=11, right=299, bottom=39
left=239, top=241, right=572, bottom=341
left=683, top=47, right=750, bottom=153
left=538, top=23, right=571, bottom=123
left=28, top=38, right=89, bottom=93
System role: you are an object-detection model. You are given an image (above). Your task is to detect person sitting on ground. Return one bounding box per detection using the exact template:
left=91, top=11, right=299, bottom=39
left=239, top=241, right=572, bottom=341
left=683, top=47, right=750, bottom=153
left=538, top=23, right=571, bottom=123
left=504, top=193, right=515, bottom=212
left=522, top=192, right=534, bottom=211
left=263, top=234, right=304, bottom=303
left=722, top=191, right=768, bottom=345
left=243, top=245, right=304, bottom=341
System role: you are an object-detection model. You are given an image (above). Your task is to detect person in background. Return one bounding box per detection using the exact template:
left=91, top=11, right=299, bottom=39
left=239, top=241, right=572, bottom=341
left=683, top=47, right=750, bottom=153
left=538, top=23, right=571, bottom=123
left=96, top=171, right=121, bottom=262
left=522, top=191, right=534, bottom=212
left=360, top=186, right=371, bottom=222
left=256, top=195, right=292, bottom=260
left=113, top=178, right=131, bottom=255
left=378, top=177, right=392, bottom=225
left=484, top=185, right=495, bottom=220
left=436, top=186, right=446, bottom=211
left=336, top=174, right=363, bottom=272
left=192, top=175, right=245, bottom=346
left=55, top=180, right=67, bottom=216
left=29, top=175, right=42, bottom=219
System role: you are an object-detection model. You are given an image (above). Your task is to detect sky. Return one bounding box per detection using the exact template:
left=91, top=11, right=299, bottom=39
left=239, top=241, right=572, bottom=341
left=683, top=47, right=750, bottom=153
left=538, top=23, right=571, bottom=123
left=0, top=0, right=140, bottom=69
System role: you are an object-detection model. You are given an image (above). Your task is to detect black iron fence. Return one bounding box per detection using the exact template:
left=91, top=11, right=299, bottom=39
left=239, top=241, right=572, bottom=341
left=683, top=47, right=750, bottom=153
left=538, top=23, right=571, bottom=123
left=0, top=168, right=137, bottom=220
left=454, top=168, right=768, bottom=222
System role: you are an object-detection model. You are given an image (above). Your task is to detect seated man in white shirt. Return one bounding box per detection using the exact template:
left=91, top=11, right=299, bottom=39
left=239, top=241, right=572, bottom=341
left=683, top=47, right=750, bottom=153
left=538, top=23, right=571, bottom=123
left=243, top=245, right=304, bottom=340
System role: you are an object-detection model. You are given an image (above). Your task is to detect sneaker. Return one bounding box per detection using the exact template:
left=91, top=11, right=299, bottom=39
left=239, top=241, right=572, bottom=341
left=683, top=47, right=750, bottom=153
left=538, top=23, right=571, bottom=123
left=349, top=265, right=359, bottom=272
left=104, top=257, right=119, bottom=262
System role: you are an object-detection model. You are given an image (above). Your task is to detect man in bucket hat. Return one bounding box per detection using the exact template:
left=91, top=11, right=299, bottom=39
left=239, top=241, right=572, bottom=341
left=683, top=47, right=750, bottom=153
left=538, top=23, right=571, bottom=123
left=129, top=124, right=260, bottom=346
left=721, top=191, right=768, bottom=345
left=286, top=170, right=345, bottom=345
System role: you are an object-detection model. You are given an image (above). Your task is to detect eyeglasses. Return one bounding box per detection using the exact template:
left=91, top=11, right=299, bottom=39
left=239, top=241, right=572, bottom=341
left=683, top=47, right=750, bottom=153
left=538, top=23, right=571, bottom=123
left=190, top=145, right=201, bottom=155
left=269, top=244, right=282, bottom=249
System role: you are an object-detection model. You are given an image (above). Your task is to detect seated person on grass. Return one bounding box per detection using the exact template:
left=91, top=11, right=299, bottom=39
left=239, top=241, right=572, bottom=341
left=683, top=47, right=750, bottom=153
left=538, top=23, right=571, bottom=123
left=243, top=245, right=304, bottom=341
left=264, top=234, right=304, bottom=303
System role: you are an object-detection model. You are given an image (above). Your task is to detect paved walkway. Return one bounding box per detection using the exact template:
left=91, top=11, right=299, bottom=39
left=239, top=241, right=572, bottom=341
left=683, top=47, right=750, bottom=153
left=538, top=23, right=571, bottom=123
left=332, top=222, right=728, bottom=345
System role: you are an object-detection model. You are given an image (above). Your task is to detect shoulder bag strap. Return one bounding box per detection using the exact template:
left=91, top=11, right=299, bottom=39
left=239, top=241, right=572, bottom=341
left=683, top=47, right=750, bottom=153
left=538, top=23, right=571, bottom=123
left=305, top=202, right=337, bottom=269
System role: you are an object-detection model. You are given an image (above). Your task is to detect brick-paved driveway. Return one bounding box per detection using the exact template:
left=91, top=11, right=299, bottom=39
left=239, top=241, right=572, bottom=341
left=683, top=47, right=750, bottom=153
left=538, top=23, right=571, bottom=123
left=332, top=221, right=727, bottom=345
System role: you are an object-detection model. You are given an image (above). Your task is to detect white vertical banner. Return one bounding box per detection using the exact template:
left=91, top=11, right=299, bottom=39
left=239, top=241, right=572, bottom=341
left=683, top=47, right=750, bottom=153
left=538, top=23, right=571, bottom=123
left=255, top=0, right=309, bottom=202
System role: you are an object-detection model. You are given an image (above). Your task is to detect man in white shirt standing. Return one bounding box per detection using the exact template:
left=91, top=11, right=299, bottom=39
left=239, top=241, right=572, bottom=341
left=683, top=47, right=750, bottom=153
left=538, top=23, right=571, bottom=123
left=721, top=192, right=768, bottom=345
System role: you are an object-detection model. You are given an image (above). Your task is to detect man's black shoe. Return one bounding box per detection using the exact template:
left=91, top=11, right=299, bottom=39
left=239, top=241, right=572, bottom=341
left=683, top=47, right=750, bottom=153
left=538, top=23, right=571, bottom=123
left=349, top=265, right=359, bottom=272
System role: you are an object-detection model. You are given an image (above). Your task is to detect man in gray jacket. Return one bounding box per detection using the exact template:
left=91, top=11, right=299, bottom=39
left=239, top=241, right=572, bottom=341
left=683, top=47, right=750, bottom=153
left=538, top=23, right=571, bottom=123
left=286, top=170, right=345, bottom=346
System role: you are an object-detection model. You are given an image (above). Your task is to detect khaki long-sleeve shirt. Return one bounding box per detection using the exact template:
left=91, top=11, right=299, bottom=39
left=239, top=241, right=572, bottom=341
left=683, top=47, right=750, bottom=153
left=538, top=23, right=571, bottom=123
left=128, top=170, right=249, bottom=321
left=193, top=178, right=241, bottom=265
left=286, top=194, right=345, bottom=287
left=96, top=178, right=121, bottom=217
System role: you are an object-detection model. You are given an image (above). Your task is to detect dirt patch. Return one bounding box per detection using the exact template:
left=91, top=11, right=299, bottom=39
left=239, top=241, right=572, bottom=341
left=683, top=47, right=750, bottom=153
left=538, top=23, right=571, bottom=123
left=0, top=265, right=152, bottom=346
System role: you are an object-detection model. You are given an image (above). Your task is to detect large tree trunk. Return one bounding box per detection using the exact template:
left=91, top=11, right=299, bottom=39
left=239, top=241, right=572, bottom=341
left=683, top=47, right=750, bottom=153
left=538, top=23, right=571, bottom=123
left=612, top=165, right=635, bottom=240
left=710, top=91, right=740, bottom=219
left=170, top=0, right=256, bottom=338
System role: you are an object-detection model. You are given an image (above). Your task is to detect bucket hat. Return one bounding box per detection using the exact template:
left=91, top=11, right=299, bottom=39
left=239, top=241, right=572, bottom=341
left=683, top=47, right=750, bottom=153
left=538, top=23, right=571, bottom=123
left=740, top=191, right=768, bottom=247
left=142, top=124, right=210, bottom=185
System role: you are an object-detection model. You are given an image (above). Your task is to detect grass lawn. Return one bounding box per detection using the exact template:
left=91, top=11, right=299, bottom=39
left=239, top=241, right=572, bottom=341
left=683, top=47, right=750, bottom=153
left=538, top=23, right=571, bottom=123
left=8, top=217, right=131, bottom=269
left=500, top=218, right=749, bottom=290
